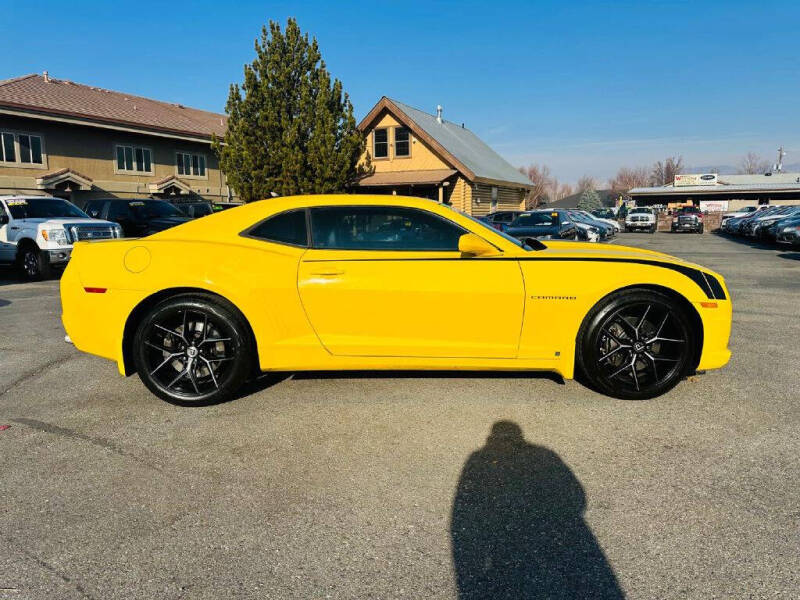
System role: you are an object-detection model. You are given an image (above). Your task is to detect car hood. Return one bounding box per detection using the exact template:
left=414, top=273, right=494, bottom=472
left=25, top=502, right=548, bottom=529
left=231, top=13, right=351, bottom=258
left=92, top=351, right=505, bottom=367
left=14, top=217, right=117, bottom=228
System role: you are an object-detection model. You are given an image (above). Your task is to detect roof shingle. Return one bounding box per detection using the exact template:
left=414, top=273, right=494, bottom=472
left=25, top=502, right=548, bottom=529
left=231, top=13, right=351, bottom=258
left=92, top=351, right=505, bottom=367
left=0, top=74, right=226, bottom=139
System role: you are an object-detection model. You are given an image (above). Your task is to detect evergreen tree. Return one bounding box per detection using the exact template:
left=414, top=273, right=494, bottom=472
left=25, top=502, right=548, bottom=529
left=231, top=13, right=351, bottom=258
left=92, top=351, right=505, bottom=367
left=577, top=187, right=602, bottom=211
left=214, top=19, right=369, bottom=201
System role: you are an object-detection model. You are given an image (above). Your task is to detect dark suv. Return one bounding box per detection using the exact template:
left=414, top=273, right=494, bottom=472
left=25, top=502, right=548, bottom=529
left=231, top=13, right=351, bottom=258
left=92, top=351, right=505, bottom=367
left=83, top=198, right=191, bottom=237
left=671, top=206, right=704, bottom=233
left=480, top=210, right=527, bottom=232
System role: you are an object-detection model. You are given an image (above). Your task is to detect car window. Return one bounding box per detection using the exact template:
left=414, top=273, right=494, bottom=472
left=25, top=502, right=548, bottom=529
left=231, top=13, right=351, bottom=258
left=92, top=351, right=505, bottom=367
left=630, top=208, right=652, bottom=214
left=108, top=202, right=133, bottom=220
left=310, top=206, right=464, bottom=251
left=513, top=212, right=555, bottom=227
left=248, top=209, right=308, bottom=247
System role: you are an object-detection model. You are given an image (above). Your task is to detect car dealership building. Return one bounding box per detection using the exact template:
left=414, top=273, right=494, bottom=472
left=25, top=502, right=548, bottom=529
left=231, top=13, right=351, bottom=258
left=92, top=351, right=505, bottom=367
left=629, top=172, right=800, bottom=212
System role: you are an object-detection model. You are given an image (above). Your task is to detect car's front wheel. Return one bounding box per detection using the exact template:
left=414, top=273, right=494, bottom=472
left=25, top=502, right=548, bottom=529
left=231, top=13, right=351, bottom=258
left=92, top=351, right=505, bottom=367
left=577, top=289, right=696, bottom=400
left=132, top=294, right=253, bottom=406
left=18, top=245, right=51, bottom=280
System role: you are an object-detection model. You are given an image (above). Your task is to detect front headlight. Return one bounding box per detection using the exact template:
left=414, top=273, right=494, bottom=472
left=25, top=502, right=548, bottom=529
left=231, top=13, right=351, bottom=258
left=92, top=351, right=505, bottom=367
left=112, top=224, right=123, bottom=238
left=41, top=228, right=70, bottom=246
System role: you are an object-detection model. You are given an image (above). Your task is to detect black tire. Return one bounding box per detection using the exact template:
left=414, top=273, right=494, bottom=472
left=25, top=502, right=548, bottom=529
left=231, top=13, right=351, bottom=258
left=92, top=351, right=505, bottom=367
left=650, top=225, right=657, bottom=233
left=132, top=293, right=253, bottom=406
left=18, top=245, right=51, bottom=281
left=576, top=289, right=696, bottom=400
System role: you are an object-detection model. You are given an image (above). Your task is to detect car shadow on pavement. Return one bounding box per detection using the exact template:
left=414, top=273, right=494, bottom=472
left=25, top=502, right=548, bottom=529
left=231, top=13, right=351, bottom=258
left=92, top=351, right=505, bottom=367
left=450, top=421, right=624, bottom=600
left=777, top=252, right=800, bottom=261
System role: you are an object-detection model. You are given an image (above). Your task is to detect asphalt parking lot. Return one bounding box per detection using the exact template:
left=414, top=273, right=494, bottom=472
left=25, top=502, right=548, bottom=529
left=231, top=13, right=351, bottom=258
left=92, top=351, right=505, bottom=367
left=1, top=233, right=798, bottom=599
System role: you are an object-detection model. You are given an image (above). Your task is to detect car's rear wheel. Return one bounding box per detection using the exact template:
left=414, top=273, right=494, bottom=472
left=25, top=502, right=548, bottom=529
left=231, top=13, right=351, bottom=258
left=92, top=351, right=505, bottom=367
left=132, top=294, right=253, bottom=406
left=577, top=289, right=696, bottom=400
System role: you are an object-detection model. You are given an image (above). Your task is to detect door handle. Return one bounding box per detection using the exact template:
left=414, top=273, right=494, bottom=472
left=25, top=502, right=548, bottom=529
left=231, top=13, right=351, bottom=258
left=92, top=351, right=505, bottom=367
left=10, top=226, right=19, bottom=230
left=309, top=269, right=345, bottom=276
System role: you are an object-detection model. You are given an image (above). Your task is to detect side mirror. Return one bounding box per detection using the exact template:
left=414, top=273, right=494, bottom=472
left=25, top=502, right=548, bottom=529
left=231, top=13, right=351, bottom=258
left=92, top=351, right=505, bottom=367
left=458, top=233, right=498, bottom=257
left=0, top=213, right=8, bottom=225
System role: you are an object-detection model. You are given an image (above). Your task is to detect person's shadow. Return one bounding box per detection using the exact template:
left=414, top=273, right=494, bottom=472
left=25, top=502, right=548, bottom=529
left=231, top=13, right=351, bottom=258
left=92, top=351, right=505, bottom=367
left=450, top=421, right=624, bottom=599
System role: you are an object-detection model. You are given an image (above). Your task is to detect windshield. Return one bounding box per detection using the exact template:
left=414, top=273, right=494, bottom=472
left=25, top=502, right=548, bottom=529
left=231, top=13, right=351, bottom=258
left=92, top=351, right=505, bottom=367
left=128, top=201, right=184, bottom=219
left=630, top=208, right=652, bottom=214
left=4, top=198, right=88, bottom=219
left=593, top=209, right=614, bottom=218
left=457, top=212, right=537, bottom=250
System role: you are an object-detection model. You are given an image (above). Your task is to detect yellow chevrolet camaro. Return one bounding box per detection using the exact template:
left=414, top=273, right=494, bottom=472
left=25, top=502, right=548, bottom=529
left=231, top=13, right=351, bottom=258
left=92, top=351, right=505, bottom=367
left=61, top=195, right=731, bottom=405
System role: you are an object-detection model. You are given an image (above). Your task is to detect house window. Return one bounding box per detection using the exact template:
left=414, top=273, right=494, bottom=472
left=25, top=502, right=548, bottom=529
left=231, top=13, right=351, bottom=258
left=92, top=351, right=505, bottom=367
left=394, top=127, right=410, bottom=157
left=373, top=128, right=388, bottom=159
left=115, top=145, right=152, bottom=173
left=0, top=131, right=44, bottom=165
left=177, top=152, right=206, bottom=177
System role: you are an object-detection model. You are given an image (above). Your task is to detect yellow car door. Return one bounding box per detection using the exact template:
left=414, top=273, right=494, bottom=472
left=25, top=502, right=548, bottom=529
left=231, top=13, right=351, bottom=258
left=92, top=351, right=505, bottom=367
left=297, top=205, right=525, bottom=358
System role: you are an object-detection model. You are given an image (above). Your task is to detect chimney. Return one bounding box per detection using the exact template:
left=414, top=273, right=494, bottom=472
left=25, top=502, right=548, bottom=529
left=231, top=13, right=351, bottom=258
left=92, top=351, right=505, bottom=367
left=436, top=105, right=443, bottom=124
left=43, top=70, right=50, bottom=83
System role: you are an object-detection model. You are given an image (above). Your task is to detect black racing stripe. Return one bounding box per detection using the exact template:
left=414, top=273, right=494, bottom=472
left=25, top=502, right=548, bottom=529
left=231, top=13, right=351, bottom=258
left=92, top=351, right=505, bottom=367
left=702, top=271, right=727, bottom=300
left=302, top=256, right=720, bottom=299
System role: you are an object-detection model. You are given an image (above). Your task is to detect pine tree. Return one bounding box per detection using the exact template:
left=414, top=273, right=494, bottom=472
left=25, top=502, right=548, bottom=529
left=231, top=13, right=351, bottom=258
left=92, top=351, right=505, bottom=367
left=213, top=19, right=369, bottom=201
left=577, top=187, right=602, bottom=211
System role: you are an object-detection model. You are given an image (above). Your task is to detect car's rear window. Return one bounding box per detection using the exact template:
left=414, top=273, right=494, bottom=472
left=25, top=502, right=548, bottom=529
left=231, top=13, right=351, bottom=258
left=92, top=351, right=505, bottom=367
left=248, top=209, right=308, bottom=247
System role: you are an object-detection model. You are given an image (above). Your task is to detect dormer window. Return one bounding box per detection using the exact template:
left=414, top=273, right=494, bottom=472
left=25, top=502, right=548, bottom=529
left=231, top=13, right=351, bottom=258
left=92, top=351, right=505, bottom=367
left=394, top=127, right=410, bottom=157
left=373, top=128, right=388, bottom=159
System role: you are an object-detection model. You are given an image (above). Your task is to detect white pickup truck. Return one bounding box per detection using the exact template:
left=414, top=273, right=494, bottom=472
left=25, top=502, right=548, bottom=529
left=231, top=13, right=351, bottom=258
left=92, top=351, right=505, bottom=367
left=625, top=207, right=657, bottom=233
left=0, top=195, right=121, bottom=280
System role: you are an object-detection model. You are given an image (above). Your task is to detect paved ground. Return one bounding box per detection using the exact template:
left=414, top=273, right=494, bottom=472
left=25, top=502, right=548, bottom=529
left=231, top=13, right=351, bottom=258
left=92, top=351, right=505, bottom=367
left=1, top=233, right=798, bottom=599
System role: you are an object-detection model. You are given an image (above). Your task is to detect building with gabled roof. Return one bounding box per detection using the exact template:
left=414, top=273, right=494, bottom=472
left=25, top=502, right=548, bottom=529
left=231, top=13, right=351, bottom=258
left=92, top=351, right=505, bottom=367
left=0, top=73, right=237, bottom=205
left=356, top=97, right=532, bottom=215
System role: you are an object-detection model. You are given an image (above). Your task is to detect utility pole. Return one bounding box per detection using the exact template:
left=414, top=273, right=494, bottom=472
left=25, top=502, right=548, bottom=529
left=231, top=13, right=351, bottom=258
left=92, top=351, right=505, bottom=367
left=775, top=146, right=786, bottom=172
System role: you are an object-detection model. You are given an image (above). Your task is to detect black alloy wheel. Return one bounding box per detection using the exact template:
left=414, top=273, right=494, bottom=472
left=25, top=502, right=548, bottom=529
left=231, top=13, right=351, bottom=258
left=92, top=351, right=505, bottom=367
left=18, top=246, right=51, bottom=281
left=132, top=294, right=253, bottom=406
left=578, top=289, right=696, bottom=400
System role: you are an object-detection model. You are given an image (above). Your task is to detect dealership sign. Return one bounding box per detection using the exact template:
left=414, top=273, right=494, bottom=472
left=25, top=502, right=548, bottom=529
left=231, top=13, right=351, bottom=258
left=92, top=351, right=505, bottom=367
left=674, top=173, right=718, bottom=186
left=699, top=200, right=729, bottom=212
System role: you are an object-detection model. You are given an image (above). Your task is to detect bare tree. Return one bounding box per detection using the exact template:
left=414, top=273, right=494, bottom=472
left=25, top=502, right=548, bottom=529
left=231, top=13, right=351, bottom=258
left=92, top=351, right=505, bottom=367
left=609, top=166, right=649, bottom=200
left=738, top=152, right=769, bottom=174
left=520, top=163, right=553, bottom=209
left=650, top=156, right=684, bottom=186
left=576, top=175, right=596, bottom=194
left=546, top=178, right=572, bottom=202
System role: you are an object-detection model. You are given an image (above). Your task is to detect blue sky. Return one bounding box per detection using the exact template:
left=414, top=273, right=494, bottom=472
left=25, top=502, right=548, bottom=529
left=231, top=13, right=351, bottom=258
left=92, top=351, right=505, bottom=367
left=4, top=0, right=799, bottom=184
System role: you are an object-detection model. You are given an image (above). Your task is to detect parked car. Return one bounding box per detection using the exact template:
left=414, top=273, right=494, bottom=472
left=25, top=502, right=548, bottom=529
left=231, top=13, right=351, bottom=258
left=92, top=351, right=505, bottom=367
left=61, top=194, right=732, bottom=406
left=565, top=210, right=609, bottom=242
left=571, top=209, right=617, bottom=237
left=480, top=210, right=527, bottom=232
left=585, top=209, right=621, bottom=232
left=748, top=206, right=800, bottom=239
left=625, top=207, right=657, bottom=233
left=739, top=206, right=789, bottom=237
left=774, top=214, right=800, bottom=246
left=720, top=205, right=764, bottom=229
left=671, top=206, right=704, bottom=233
left=0, top=195, right=120, bottom=279
left=84, top=198, right=192, bottom=237
left=505, top=209, right=578, bottom=241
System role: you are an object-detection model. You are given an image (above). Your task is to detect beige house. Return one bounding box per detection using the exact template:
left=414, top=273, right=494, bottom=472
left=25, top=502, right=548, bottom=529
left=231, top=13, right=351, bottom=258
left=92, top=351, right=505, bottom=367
left=0, top=73, right=237, bottom=206
left=356, top=97, right=532, bottom=215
